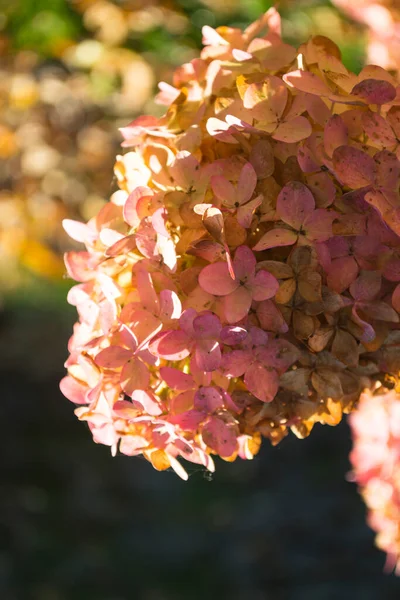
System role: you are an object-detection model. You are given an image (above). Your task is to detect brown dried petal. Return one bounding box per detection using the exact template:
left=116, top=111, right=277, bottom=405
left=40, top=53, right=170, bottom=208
left=311, top=368, right=343, bottom=399
left=275, top=278, right=296, bottom=304
left=293, top=310, right=316, bottom=340
left=298, top=270, right=322, bottom=302
left=308, top=326, right=335, bottom=352
left=331, top=329, right=359, bottom=367
left=279, top=368, right=311, bottom=397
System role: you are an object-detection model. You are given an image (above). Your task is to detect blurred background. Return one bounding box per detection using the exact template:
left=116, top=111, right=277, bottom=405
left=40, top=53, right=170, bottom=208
left=1, top=1, right=400, bottom=598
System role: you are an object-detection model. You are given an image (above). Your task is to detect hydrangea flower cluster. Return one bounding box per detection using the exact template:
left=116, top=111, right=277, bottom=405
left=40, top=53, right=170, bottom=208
left=349, top=387, right=400, bottom=573
left=61, top=8, right=400, bottom=479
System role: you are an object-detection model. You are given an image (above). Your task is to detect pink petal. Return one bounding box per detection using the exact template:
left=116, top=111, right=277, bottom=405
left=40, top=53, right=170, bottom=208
left=193, top=312, right=222, bottom=340
left=249, top=140, right=274, bottom=179
left=324, top=115, right=348, bottom=157
left=297, top=142, right=320, bottom=173
left=151, top=208, right=169, bottom=237
left=327, top=256, right=359, bottom=294
left=306, top=172, right=336, bottom=207
left=364, top=189, right=400, bottom=237
left=252, top=228, right=298, bottom=252
left=135, top=219, right=157, bottom=259
left=305, top=94, right=331, bottom=126
left=272, top=116, right=312, bottom=143
left=201, top=416, right=238, bottom=458
left=124, top=309, right=162, bottom=348
left=211, top=175, right=236, bottom=206
left=170, top=410, right=206, bottom=431
left=351, top=307, right=376, bottom=344
left=383, top=258, right=400, bottom=282
left=283, top=70, right=332, bottom=96
left=244, top=362, right=279, bottom=402
left=123, top=186, right=153, bottom=228
left=194, top=386, right=224, bottom=412
left=237, top=162, right=257, bottom=204
left=59, top=376, right=87, bottom=404
left=120, top=358, right=150, bottom=395
left=159, top=367, right=196, bottom=391
left=199, top=262, right=238, bottom=296
left=251, top=270, right=279, bottom=301
left=277, top=182, right=315, bottom=230
left=157, top=234, right=177, bottom=271
left=232, top=48, right=253, bottom=61
left=332, top=146, right=376, bottom=189
left=136, top=268, right=159, bottom=314
left=118, top=325, right=138, bottom=351
left=95, top=346, right=132, bottom=368
left=170, top=390, right=195, bottom=414
left=64, top=251, right=94, bottom=282
left=232, top=245, right=256, bottom=281
left=149, top=330, right=191, bottom=361
left=256, top=300, right=288, bottom=333
left=362, top=112, right=396, bottom=150
left=237, top=195, right=262, bottom=229
left=179, top=308, right=197, bottom=337
left=187, top=239, right=226, bottom=263
left=303, top=208, right=335, bottom=242
left=113, top=400, right=141, bottom=420
left=249, top=326, right=268, bottom=347
left=351, top=79, right=397, bottom=105
left=256, top=339, right=299, bottom=373
left=350, top=271, right=382, bottom=302
left=105, top=234, right=136, bottom=257
left=375, top=150, right=400, bottom=189
left=206, top=117, right=238, bottom=143
left=168, top=150, right=200, bottom=189
left=131, top=389, right=163, bottom=416
left=358, top=301, right=399, bottom=323
left=62, top=219, right=97, bottom=244
left=222, top=287, right=252, bottom=324
left=220, top=326, right=248, bottom=346
left=220, top=349, right=252, bottom=378
left=159, top=290, right=182, bottom=321
left=195, top=339, right=221, bottom=372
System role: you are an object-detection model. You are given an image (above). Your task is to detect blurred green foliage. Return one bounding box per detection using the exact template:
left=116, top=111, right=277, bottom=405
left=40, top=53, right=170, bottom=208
left=2, top=0, right=83, bottom=55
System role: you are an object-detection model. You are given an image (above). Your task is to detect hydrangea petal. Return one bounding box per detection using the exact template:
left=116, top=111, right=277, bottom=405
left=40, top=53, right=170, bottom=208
left=253, top=228, right=298, bottom=252
left=222, top=286, right=252, bottom=324
left=327, top=256, right=359, bottom=293
left=95, top=346, right=133, bottom=368
left=193, top=312, right=222, bottom=340
left=220, top=349, right=252, bottom=378
left=232, top=245, right=256, bottom=281
left=149, top=330, right=191, bottom=360
left=277, top=182, right=315, bottom=230
left=244, top=363, right=279, bottom=402
left=120, top=358, right=150, bottom=395
left=199, top=262, right=238, bottom=296
left=332, top=146, right=376, bottom=189
left=272, top=116, right=312, bottom=143
left=59, top=376, right=87, bottom=404
left=201, top=417, right=238, bottom=458
left=195, top=339, right=222, bottom=372
left=159, top=367, right=195, bottom=391
left=351, top=79, right=397, bottom=105
left=251, top=270, right=279, bottom=301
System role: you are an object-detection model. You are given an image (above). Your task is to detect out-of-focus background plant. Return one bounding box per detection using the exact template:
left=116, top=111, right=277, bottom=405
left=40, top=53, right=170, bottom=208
left=2, top=1, right=400, bottom=598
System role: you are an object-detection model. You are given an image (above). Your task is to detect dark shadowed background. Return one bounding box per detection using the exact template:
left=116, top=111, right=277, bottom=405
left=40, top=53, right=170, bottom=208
left=1, top=1, right=400, bottom=598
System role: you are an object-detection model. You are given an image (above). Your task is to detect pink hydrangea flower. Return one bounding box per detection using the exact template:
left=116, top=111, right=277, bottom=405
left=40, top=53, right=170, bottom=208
left=199, top=245, right=279, bottom=323
left=350, top=387, right=400, bottom=574
left=61, top=8, right=400, bottom=480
